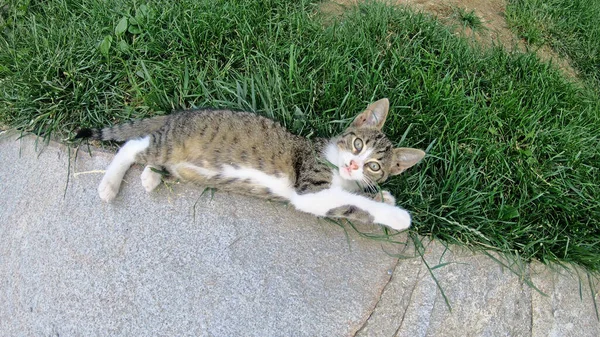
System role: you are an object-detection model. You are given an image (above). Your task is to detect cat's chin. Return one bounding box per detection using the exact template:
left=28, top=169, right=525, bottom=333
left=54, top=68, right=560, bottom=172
left=338, top=169, right=352, bottom=180
left=338, top=169, right=361, bottom=183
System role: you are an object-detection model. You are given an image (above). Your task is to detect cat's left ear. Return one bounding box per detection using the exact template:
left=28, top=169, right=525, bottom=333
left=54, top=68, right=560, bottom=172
left=352, top=98, right=389, bottom=130
left=391, top=148, right=426, bottom=175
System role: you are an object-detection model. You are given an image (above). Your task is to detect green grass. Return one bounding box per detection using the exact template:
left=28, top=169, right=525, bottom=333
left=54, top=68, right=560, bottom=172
left=453, top=7, right=483, bottom=30
left=1, top=0, right=600, bottom=270
left=506, top=0, right=600, bottom=86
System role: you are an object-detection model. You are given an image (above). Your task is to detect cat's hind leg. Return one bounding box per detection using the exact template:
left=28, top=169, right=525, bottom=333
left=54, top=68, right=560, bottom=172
left=141, top=165, right=163, bottom=192
left=98, top=136, right=150, bottom=202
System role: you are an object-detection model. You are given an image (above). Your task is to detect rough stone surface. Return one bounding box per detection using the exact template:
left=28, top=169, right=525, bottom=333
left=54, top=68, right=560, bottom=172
left=354, top=251, right=422, bottom=337
left=416, top=247, right=532, bottom=337
left=358, top=242, right=533, bottom=337
left=1, top=133, right=599, bottom=337
left=530, top=261, right=600, bottom=337
left=0, top=134, right=397, bottom=337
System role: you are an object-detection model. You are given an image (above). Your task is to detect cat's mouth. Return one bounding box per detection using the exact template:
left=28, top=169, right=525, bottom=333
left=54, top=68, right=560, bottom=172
left=340, top=166, right=353, bottom=179
left=339, top=161, right=362, bottom=181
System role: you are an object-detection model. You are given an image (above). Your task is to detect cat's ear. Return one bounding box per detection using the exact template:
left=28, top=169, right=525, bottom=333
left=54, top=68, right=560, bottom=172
left=391, top=148, right=426, bottom=175
left=351, top=98, right=389, bottom=130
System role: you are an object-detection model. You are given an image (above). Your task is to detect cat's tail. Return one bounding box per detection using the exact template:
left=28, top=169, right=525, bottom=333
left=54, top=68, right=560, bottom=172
left=74, top=115, right=168, bottom=142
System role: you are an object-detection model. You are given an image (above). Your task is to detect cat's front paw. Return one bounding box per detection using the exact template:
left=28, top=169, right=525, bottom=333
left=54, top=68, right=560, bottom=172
left=374, top=205, right=411, bottom=231
left=98, top=178, right=119, bottom=202
left=374, top=190, right=396, bottom=205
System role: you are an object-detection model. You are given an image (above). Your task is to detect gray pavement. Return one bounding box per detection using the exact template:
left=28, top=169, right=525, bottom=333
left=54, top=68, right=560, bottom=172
left=1, top=132, right=599, bottom=336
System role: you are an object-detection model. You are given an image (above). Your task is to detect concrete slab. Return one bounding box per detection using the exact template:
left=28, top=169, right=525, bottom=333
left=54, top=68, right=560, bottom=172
left=358, top=241, right=532, bottom=337
left=2, top=132, right=600, bottom=337
left=354, top=246, right=423, bottom=337
left=0, top=133, right=398, bottom=336
left=530, top=261, right=600, bottom=337
left=415, top=246, right=532, bottom=337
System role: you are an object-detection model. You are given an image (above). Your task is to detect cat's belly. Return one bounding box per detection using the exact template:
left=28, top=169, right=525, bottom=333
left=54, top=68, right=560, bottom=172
left=169, top=162, right=295, bottom=201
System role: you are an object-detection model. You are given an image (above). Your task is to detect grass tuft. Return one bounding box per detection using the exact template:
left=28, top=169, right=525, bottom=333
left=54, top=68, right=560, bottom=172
left=454, top=7, right=483, bottom=30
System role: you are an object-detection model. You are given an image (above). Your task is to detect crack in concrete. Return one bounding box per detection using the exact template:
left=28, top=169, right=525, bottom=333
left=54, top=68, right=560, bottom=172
left=529, top=264, right=534, bottom=337
left=353, top=258, right=401, bottom=336
left=422, top=281, right=439, bottom=337
left=393, top=261, right=424, bottom=337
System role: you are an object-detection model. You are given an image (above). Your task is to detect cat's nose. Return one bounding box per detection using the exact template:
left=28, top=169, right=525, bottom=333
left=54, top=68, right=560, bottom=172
left=349, top=160, right=359, bottom=171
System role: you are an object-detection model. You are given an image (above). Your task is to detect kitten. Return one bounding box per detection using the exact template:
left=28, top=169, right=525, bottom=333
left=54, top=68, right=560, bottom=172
left=75, top=98, right=425, bottom=231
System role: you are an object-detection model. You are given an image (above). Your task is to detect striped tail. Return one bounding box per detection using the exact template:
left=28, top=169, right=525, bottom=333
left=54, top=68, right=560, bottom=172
left=74, top=115, right=168, bottom=142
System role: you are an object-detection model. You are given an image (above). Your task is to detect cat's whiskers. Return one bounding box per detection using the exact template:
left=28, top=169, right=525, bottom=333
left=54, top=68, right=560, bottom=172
left=361, top=175, right=378, bottom=193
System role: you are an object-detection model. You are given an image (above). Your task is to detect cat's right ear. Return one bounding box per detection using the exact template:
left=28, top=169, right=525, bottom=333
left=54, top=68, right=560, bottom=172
left=351, top=98, right=389, bottom=130
left=390, top=148, right=426, bottom=175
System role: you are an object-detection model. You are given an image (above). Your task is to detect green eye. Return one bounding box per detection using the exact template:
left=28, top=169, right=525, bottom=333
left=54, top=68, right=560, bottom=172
left=353, top=138, right=363, bottom=153
left=367, top=162, right=381, bottom=171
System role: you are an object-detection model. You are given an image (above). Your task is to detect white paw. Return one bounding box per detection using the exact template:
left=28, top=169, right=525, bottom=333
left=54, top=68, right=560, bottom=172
left=374, top=205, right=411, bottom=231
left=375, top=190, right=396, bottom=205
left=98, top=177, right=120, bottom=202
left=141, top=166, right=162, bottom=192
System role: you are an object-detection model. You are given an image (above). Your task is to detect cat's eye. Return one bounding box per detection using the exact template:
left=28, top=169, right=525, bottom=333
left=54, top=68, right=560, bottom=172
left=353, top=138, right=363, bottom=153
left=367, top=162, right=381, bottom=171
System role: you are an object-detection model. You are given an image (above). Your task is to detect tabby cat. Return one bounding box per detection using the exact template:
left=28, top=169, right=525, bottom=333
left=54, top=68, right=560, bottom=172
left=75, top=98, right=425, bottom=231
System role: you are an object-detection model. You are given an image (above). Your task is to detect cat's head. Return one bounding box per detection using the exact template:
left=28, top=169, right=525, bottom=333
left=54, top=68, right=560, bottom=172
left=329, top=98, right=425, bottom=187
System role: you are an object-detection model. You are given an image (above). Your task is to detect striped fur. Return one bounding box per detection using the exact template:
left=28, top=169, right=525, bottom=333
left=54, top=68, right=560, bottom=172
left=78, top=99, right=426, bottom=231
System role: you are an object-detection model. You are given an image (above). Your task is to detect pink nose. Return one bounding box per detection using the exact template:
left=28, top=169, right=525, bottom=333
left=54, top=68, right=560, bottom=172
left=348, top=160, right=359, bottom=171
